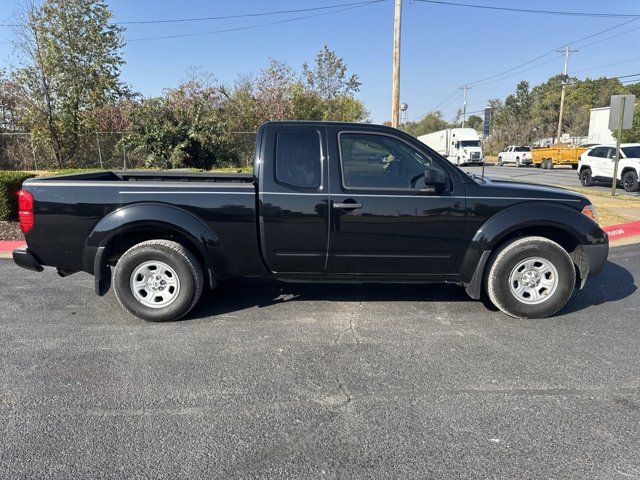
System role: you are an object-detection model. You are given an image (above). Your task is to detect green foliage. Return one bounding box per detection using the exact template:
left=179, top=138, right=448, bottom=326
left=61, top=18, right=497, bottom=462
left=123, top=47, right=368, bottom=169
left=124, top=73, right=236, bottom=170
left=613, top=108, right=640, bottom=143
left=0, top=171, right=37, bottom=220
left=302, top=45, right=361, bottom=100
left=486, top=75, right=636, bottom=151
left=402, top=112, right=449, bottom=137
left=12, top=0, right=127, bottom=168
left=466, top=115, right=483, bottom=131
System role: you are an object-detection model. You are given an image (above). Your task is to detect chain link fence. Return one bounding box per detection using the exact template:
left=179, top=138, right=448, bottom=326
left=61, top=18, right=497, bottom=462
left=0, top=131, right=258, bottom=171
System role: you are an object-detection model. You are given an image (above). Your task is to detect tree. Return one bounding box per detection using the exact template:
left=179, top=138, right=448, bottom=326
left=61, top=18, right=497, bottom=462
left=12, top=0, right=126, bottom=167
left=302, top=45, right=361, bottom=100
left=403, top=111, right=448, bottom=137
left=0, top=69, right=21, bottom=132
left=466, top=114, right=483, bottom=131
left=125, top=71, right=234, bottom=170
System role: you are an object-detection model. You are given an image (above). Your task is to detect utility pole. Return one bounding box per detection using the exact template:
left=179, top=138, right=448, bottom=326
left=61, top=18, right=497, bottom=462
left=460, top=85, right=469, bottom=127
left=391, top=0, right=402, bottom=128
left=556, top=46, right=578, bottom=144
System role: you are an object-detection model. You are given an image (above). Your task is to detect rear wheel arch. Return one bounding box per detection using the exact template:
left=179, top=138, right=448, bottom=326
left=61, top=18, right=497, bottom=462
left=85, top=203, right=221, bottom=293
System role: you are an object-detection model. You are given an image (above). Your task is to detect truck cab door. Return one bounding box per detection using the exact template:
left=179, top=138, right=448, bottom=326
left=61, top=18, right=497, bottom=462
left=324, top=127, right=466, bottom=277
left=257, top=125, right=330, bottom=273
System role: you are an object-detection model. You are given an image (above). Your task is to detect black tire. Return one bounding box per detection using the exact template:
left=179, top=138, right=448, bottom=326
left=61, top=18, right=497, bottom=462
left=547, top=159, right=554, bottom=169
left=571, top=164, right=578, bottom=170
left=622, top=170, right=640, bottom=192
left=485, top=236, right=575, bottom=319
left=113, top=240, right=204, bottom=322
left=580, top=168, right=594, bottom=187
left=541, top=159, right=548, bottom=169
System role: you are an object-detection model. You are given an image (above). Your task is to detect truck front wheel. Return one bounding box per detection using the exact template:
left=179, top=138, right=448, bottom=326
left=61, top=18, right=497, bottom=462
left=485, top=236, right=575, bottom=319
left=113, top=240, right=204, bottom=322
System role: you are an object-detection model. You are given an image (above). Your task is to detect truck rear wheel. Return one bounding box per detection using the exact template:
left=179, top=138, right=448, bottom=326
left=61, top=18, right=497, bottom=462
left=113, top=240, right=204, bottom=322
left=485, top=236, right=575, bottom=319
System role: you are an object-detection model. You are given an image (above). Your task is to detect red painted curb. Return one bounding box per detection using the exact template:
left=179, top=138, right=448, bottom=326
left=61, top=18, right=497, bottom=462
left=603, top=220, right=640, bottom=241
left=0, top=240, right=25, bottom=252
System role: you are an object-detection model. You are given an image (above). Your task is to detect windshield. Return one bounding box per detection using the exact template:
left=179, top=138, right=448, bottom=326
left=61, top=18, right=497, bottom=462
left=622, top=146, right=640, bottom=158
left=514, top=146, right=530, bottom=152
left=460, top=140, right=480, bottom=148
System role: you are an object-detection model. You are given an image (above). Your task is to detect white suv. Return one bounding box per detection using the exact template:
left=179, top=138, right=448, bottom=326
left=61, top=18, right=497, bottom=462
left=497, top=146, right=532, bottom=167
left=578, top=143, right=640, bottom=192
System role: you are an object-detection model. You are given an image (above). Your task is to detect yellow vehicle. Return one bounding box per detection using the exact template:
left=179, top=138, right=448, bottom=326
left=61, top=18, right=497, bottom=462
left=531, top=145, right=588, bottom=169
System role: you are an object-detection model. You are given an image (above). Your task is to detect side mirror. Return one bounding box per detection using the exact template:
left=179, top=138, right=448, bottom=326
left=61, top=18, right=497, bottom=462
left=424, top=166, right=447, bottom=192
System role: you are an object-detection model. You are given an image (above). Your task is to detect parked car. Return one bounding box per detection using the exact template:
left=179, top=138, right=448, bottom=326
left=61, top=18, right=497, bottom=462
left=578, top=143, right=640, bottom=192
left=13, top=121, right=608, bottom=321
left=497, top=146, right=532, bottom=167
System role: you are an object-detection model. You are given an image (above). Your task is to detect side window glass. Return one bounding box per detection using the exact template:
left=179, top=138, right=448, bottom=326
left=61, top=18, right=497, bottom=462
left=590, top=147, right=603, bottom=158
left=275, top=129, right=321, bottom=189
left=339, top=133, right=448, bottom=191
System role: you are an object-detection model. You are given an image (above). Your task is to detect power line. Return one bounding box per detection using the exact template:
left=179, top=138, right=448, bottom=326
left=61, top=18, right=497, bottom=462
left=429, top=88, right=459, bottom=112
left=574, top=23, right=640, bottom=49
left=471, top=55, right=561, bottom=88
left=572, top=57, right=640, bottom=75
left=465, top=18, right=640, bottom=88
left=0, top=0, right=388, bottom=27
left=413, top=0, right=640, bottom=18
left=127, top=1, right=385, bottom=42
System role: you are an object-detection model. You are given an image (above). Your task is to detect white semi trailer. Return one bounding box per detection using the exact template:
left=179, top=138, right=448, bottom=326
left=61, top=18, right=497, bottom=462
left=418, top=128, right=484, bottom=166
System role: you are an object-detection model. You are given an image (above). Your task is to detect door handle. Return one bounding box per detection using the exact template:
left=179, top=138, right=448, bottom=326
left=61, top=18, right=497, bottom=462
left=333, top=202, right=362, bottom=209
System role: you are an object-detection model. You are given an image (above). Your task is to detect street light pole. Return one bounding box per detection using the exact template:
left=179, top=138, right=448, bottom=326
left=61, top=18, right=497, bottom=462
left=391, top=0, right=402, bottom=128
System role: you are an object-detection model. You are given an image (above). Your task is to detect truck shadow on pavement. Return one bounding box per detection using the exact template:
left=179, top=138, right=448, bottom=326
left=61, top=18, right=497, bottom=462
left=560, top=260, right=636, bottom=315
left=188, top=260, right=635, bottom=320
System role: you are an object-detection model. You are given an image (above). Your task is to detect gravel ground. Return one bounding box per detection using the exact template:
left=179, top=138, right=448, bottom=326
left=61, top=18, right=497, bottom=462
left=0, top=221, right=23, bottom=241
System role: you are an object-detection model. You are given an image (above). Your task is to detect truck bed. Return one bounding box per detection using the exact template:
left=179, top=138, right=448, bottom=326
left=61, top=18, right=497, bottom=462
left=34, top=170, right=254, bottom=184
left=22, top=170, right=263, bottom=279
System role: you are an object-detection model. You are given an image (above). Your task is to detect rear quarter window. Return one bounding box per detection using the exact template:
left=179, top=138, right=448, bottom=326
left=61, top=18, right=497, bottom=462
left=274, top=129, right=322, bottom=189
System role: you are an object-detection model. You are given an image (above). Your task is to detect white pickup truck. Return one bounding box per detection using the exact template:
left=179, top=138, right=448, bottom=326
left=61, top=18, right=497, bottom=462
left=497, top=146, right=532, bottom=167
left=578, top=143, right=640, bottom=192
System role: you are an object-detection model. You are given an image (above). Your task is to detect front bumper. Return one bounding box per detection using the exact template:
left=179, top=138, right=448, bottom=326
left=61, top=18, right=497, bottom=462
left=583, top=243, right=609, bottom=276
left=12, top=246, right=43, bottom=272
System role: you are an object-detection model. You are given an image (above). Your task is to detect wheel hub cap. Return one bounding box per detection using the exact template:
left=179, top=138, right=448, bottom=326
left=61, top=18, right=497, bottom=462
left=521, top=269, right=541, bottom=288
left=508, top=257, right=559, bottom=305
left=130, top=261, right=180, bottom=308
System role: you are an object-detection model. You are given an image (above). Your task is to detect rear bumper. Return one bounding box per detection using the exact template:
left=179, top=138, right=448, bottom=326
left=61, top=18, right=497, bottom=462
left=12, top=246, right=43, bottom=272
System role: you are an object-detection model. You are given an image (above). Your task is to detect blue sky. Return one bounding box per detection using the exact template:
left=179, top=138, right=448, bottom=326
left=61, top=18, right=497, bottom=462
left=2, top=0, right=640, bottom=123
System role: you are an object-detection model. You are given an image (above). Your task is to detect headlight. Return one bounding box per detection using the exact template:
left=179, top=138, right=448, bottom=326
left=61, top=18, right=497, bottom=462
left=582, top=204, right=598, bottom=224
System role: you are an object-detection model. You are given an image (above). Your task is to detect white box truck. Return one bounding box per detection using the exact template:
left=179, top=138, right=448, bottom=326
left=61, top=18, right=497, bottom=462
left=418, top=128, right=484, bottom=166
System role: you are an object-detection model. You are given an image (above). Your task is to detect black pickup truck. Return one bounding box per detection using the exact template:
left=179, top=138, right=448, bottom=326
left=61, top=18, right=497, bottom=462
left=13, top=121, right=608, bottom=321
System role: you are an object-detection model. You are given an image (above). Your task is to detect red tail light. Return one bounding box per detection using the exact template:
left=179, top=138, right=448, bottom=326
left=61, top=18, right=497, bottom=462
left=18, top=190, right=34, bottom=234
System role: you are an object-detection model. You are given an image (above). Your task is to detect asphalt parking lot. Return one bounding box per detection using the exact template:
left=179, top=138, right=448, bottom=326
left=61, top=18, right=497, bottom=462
left=465, top=164, right=640, bottom=198
left=1, top=244, right=639, bottom=479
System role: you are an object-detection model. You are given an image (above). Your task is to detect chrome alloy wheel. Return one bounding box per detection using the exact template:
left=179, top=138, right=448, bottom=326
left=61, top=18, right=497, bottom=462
left=508, top=257, right=559, bottom=305
left=130, top=261, right=180, bottom=308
